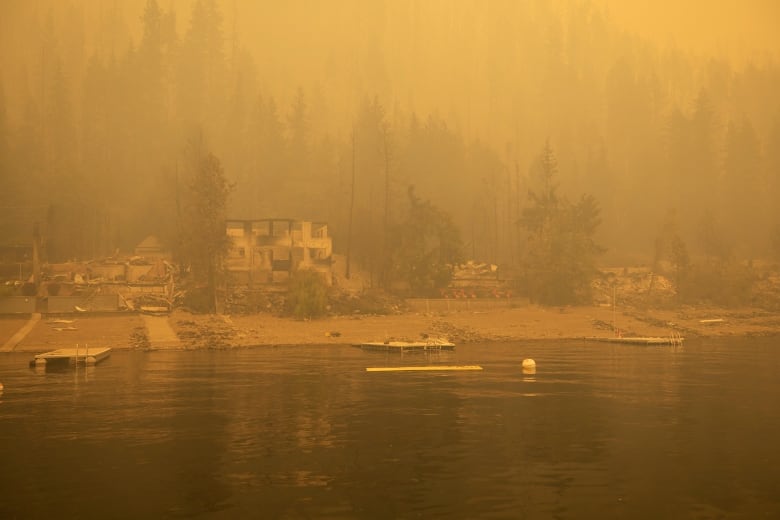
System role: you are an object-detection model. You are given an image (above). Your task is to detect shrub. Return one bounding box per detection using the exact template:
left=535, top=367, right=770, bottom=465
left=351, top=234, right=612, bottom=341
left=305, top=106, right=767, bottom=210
left=181, top=286, right=215, bottom=313
left=286, top=270, right=328, bottom=319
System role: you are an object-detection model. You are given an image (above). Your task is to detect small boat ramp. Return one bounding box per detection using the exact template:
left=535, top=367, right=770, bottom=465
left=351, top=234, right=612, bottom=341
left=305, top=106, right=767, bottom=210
left=356, top=339, right=455, bottom=352
left=29, top=346, right=112, bottom=368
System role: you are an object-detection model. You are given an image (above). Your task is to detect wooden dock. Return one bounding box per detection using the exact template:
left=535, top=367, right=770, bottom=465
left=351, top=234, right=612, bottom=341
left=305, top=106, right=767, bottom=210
left=587, top=336, right=684, bottom=346
left=356, top=340, right=455, bottom=352
left=30, top=347, right=112, bottom=368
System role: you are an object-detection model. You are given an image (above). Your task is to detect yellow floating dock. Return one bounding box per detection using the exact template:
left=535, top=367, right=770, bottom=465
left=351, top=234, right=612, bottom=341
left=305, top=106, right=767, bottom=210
left=366, top=365, right=482, bottom=372
left=30, top=347, right=112, bottom=368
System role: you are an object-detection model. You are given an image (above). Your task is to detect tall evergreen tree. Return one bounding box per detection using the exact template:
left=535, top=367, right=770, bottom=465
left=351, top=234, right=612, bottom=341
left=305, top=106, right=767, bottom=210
left=0, top=79, right=7, bottom=175
left=352, top=96, right=390, bottom=285
left=723, top=117, right=763, bottom=253
left=767, top=115, right=780, bottom=258
left=250, top=93, right=287, bottom=213
left=222, top=51, right=257, bottom=216
left=520, top=142, right=604, bottom=305
left=179, top=138, right=233, bottom=313
left=287, top=87, right=310, bottom=179
left=138, top=0, right=165, bottom=133
left=178, top=0, right=225, bottom=130
left=81, top=54, right=110, bottom=198
left=46, top=56, right=77, bottom=186
left=649, top=209, right=690, bottom=301
left=389, top=187, right=463, bottom=296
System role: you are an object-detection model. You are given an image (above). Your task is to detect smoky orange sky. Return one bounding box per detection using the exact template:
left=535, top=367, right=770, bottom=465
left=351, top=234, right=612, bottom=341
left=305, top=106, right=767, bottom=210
left=107, top=0, right=780, bottom=62
left=2, top=1, right=777, bottom=70
left=227, top=1, right=780, bottom=64
left=600, top=0, right=780, bottom=59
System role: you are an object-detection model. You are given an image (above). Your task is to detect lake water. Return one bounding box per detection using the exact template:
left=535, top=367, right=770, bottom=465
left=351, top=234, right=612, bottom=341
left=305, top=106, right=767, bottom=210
left=1, top=339, right=778, bottom=519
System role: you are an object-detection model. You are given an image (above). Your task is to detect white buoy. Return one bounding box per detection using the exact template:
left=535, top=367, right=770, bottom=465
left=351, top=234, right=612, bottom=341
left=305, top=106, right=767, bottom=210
left=522, top=358, right=536, bottom=369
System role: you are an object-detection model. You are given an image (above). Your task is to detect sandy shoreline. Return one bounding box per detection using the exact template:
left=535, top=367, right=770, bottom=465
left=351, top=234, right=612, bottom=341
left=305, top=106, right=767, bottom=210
left=2, top=304, right=777, bottom=353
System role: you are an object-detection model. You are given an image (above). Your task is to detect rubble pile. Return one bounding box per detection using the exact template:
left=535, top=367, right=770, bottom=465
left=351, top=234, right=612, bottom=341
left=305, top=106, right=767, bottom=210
left=130, top=326, right=151, bottom=349
left=176, top=317, right=236, bottom=349
left=329, top=289, right=407, bottom=316
left=126, top=293, right=172, bottom=312
left=430, top=319, right=485, bottom=343
left=443, top=260, right=511, bottom=299
left=592, top=268, right=676, bottom=307
left=224, top=288, right=286, bottom=315
left=452, top=260, right=498, bottom=279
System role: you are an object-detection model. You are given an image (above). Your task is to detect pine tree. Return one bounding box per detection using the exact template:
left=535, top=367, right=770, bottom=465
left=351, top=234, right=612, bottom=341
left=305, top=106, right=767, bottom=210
left=250, top=93, right=287, bottom=213
left=178, top=0, right=225, bottom=129
left=388, top=187, right=463, bottom=296
left=179, top=139, right=233, bottom=312
left=287, top=87, right=310, bottom=179
left=723, top=117, right=763, bottom=253
left=520, top=142, right=604, bottom=305
left=648, top=209, right=690, bottom=302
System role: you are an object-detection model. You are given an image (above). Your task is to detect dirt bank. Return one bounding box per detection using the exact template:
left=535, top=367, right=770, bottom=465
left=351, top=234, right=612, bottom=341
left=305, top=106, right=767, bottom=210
left=3, top=314, right=146, bottom=352
left=168, top=304, right=778, bottom=349
left=2, top=304, right=777, bottom=353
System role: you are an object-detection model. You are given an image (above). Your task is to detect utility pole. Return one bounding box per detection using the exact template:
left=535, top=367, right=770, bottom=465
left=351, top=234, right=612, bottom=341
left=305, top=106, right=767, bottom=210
left=32, top=222, right=41, bottom=289
left=345, top=127, right=356, bottom=279
left=382, top=124, right=390, bottom=287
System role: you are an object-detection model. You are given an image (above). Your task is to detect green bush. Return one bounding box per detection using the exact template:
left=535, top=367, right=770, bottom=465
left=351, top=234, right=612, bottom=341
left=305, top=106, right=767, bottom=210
left=286, top=270, right=328, bottom=319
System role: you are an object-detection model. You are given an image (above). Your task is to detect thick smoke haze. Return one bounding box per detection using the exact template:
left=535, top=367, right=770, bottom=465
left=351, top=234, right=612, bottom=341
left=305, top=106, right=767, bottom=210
left=1, top=0, right=779, bottom=269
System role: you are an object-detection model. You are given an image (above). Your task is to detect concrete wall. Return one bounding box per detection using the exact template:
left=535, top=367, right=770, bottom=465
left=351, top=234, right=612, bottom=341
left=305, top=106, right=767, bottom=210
left=122, top=284, right=167, bottom=294
left=127, top=265, right=154, bottom=283
left=0, top=296, right=36, bottom=313
left=405, top=297, right=530, bottom=313
left=47, top=294, right=120, bottom=313
left=90, top=264, right=126, bottom=280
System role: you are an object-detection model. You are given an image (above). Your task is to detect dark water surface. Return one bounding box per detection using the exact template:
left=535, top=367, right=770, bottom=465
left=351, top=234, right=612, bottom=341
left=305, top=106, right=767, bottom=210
left=1, top=339, right=778, bottom=519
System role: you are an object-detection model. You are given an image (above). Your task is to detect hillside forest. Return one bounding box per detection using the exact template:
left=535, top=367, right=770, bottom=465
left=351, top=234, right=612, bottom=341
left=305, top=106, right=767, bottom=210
left=1, top=0, right=779, bottom=306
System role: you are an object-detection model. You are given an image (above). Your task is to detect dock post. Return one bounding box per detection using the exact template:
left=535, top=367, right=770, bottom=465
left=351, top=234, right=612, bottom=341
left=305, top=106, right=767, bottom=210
left=85, top=343, right=95, bottom=366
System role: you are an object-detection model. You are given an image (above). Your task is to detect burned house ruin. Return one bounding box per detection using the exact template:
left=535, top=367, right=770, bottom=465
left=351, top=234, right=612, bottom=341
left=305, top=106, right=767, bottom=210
left=225, top=219, right=333, bottom=287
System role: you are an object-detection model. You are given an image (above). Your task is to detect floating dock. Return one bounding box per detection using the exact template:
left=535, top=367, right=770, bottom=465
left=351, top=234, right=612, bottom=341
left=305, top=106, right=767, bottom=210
left=588, top=336, right=684, bottom=346
left=30, top=347, right=112, bottom=368
left=366, top=365, right=482, bottom=372
left=356, top=340, right=455, bottom=352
